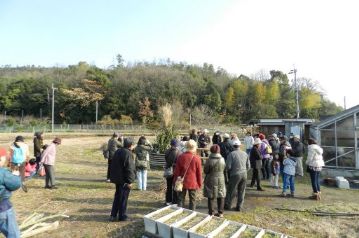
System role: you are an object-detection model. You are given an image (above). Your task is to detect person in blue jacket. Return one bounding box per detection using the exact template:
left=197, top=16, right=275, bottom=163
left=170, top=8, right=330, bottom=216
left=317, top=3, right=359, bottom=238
left=0, top=148, right=22, bottom=238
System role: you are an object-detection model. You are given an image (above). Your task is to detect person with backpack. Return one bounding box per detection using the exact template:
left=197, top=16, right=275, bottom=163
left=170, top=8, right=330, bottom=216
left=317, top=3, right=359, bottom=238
left=9, top=135, right=30, bottom=192
left=259, top=133, right=271, bottom=180
left=0, top=148, right=22, bottom=238
left=107, top=133, right=122, bottom=182
left=134, top=136, right=152, bottom=191
left=40, top=137, right=62, bottom=189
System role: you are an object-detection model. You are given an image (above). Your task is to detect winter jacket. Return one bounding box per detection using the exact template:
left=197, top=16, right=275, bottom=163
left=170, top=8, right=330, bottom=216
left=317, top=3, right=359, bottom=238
left=25, top=162, right=36, bottom=177
left=164, top=147, right=180, bottom=169
left=292, top=140, right=305, bottom=157
left=279, top=141, right=292, bottom=163
left=107, top=138, right=122, bottom=160
left=173, top=151, right=202, bottom=190
left=0, top=168, right=21, bottom=203
left=250, top=146, right=263, bottom=169
left=260, top=139, right=271, bottom=159
left=134, top=144, right=152, bottom=170
left=198, top=134, right=211, bottom=148
left=271, top=160, right=280, bottom=175
left=203, top=153, right=226, bottom=198
left=33, top=137, right=44, bottom=157
left=268, top=138, right=280, bottom=155
left=306, top=144, right=325, bottom=168
left=244, top=136, right=254, bottom=150
left=41, top=143, right=57, bottom=166
left=212, top=135, right=222, bottom=145
left=226, top=149, right=249, bottom=177
left=110, top=147, right=136, bottom=185
left=283, top=157, right=297, bottom=176
left=218, top=140, right=234, bottom=161
left=9, top=142, right=30, bottom=164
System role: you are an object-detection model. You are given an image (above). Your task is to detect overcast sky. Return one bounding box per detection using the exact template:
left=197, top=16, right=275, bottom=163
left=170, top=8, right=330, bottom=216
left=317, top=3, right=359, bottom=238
left=0, top=0, right=358, bottom=108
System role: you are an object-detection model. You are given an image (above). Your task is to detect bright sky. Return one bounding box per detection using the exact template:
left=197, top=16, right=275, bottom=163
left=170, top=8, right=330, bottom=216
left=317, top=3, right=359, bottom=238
left=1, top=0, right=358, bottom=108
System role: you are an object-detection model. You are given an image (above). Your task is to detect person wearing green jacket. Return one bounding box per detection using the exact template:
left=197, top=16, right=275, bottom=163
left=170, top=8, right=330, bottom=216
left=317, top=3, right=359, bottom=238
left=203, top=144, right=226, bottom=217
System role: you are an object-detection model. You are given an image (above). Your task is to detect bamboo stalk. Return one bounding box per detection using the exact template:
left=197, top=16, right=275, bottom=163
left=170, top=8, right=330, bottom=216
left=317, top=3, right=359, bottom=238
left=21, top=221, right=59, bottom=238
left=275, top=208, right=359, bottom=216
left=20, top=213, right=69, bottom=230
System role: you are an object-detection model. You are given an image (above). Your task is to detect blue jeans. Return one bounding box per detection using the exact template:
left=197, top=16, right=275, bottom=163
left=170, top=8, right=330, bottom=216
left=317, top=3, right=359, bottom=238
left=0, top=208, right=20, bottom=238
left=282, top=173, right=295, bottom=194
left=309, top=169, right=321, bottom=193
left=137, top=170, right=147, bottom=190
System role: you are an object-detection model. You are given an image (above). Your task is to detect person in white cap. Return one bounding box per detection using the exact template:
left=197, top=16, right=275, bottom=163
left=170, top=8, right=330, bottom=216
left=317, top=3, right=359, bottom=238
left=249, top=138, right=264, bottom=191
left=224, top=139, right=249, bottom=211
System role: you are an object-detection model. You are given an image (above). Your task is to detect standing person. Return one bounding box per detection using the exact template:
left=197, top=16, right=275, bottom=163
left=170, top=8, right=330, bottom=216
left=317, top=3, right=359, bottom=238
left=212, top=131, right=222, bottom=145
left=33, top=132, right=44, bottom=170
left=249, top=138, right=264, bottom=191
left=109, top=138, right=136, bottom=222
left=268, top=133, right=280, bottom=161
left=198, top=129, right=211, bottom=157
left=224, top=140, right=249, bottom=211
left=259, top=133, right=271, bottom=180
left=291, top=135, right=305, bottom=177
left=281, top=150, right=297, bottom=197
left=173, top=139, right=202, bottom=211
left=203, top=145, right=226, bottom=217
left=278, top=135, right=291, bottom=182
left=0, top=148, right=21, bottom=238
left=40, top=137, right=61, bottom=189
left=189, top=129, right=198, bottom=142
left=179, top=136, right=189, bottom=153
left=9, top=135, right=30, bottom=192
left=134, top=136, right=152, bottom=191
left=244, top=132, right=254, bottom=155
left=270, top=157, right=280, bottom=189
left=164, top=139, right=181, bottom=205
left=306, top=138, right=324, bottom=200
left=107, top=133, right=122, bottom=182
left=218, top=133, right=234, bottom=185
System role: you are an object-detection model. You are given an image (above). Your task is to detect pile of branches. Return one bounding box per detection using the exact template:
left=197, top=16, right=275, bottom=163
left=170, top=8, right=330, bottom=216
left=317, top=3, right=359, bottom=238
left=20, top=212, right=69, bottom=238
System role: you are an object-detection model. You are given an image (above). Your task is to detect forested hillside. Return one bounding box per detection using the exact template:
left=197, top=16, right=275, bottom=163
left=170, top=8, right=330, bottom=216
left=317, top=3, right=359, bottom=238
left=0, top=59, right=342, bottom=125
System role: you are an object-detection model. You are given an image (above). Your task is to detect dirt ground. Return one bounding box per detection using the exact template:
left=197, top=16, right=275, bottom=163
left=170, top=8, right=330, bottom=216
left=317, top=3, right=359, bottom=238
left=2, top=134, right=359, bottom=238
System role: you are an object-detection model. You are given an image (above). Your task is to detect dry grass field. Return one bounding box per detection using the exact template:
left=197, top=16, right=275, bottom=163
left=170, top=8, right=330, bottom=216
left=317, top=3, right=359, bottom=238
left=1, top=133, right=359, bottom=238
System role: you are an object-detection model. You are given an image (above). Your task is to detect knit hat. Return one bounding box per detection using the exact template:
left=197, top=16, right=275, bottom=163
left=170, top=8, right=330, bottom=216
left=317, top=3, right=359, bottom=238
left=124, top=138, right=134, bottom=148
left=170, top=139, right=179, bottom=147
left=258, top=133, right=265, bottom=140
left=210, top=144, right=221, bottom=154
left=53, top=137, right=62, bottom=144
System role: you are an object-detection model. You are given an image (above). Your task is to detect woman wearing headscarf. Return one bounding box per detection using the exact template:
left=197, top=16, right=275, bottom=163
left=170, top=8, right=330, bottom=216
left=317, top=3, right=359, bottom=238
left=41, top=137, right=62, bottom=189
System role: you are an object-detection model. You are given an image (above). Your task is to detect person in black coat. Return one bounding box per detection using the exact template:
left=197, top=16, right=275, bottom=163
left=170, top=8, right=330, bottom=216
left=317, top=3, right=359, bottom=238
left=249, top=138, right=264, bottom=191
left=109, top=138, right=136, bottom=222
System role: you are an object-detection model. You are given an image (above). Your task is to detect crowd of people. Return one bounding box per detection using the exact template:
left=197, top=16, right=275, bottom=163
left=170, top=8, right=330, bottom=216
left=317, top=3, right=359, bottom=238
left=0, top=133, right=62, bottom=237
left=106, top=128, right=325, bottom=222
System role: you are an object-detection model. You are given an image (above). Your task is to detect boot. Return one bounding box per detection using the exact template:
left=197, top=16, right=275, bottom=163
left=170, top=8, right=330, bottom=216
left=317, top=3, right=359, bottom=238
left=309, top=193, right=317, bottom=199
left=316, top=192, right=321, bottom=201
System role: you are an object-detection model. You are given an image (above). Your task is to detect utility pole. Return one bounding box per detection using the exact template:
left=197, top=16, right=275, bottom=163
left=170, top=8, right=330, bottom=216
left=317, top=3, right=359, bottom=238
left=344, top=96, right=347, bottom=110
left=289, top=68, right=299, bottom=119
left=51, top=84, right=58, bottom=133
left=95, top=101, right=98, bottom=123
